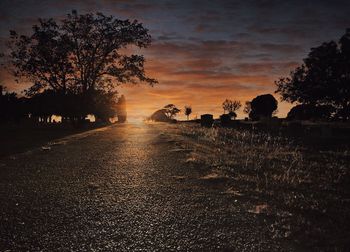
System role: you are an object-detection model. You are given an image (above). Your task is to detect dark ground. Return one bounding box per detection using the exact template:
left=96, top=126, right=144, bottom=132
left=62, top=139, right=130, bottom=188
left=0, top=123, right=107, bottom=158
left=0, top=123, right=300, bottom=251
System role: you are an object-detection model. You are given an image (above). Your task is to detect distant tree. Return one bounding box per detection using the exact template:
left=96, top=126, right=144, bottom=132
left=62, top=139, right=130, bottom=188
left=9, top=10, right=157, bottom=96
left=184, top=106, right=192, bottom=120
left=222, top=99, right=241, bottom=119
left=228, top=111, right=237, bottom=120
left=248, top=94, right=278, bottom=120
left=149, top=109, right=169, bottom=122
left=164, top=104, right=180, bottom=119
left=275, top=28, right=350, bottom=121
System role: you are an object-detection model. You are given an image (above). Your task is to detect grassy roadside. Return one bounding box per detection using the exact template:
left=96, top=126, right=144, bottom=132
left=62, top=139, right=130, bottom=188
left=170, top=122, right=350, bottom=250
left=0, top=123, right=112, bottom=157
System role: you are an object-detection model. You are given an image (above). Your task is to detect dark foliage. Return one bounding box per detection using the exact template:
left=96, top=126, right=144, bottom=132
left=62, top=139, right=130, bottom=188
left=9, top=10, right=157, bottom=95
left=248, top=94, right=278, bottom=120
left=220, top=114, right=231, bottom=126
left=0, top=86, right=26, bottom=123
left=4, top=11, right=157, bottom=124
left=276, top=28, right=350, bottom=121
left=0, top=85, right=117, bottom=124
left=200, top=114, right=214, bottom=127
left=163, top=104, right=180, bottom=119
left=287, top=104, right=334, bottom=121
left=228, top=111, right=237, bottom=119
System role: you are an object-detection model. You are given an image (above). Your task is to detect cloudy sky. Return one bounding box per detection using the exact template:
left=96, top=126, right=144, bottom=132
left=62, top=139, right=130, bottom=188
left=1, top=0, right=349, bottom=120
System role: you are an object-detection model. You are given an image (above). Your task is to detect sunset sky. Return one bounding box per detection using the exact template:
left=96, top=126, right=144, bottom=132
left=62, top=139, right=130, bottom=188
left=1, top=0, right=350, bottom=121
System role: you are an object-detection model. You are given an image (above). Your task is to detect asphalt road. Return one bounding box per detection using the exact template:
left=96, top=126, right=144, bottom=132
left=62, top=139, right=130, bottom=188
left=0, top=123, right=290, bottom=251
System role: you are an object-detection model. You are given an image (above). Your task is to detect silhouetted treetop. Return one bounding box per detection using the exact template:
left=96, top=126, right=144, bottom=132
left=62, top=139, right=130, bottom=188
left=276, top=28, right=350, bottom=121
left=222, top=99, right=241, bottom=114
left=163, top=104, right=180, bottom=119
left=9, top=10, right=157, bottom=96
left=249, top=94, right=278, bottom=120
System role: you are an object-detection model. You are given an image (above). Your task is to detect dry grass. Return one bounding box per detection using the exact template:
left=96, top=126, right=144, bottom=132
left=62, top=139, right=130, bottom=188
left=176, top=123, right=350, bottom=249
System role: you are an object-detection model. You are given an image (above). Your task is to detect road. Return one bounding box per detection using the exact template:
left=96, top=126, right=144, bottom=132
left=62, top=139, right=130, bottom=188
left=0, top=123, right=289, bottom=251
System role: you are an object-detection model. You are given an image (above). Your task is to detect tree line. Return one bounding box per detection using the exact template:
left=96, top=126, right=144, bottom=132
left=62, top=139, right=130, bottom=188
left=0, top=86, right=121, bottom=124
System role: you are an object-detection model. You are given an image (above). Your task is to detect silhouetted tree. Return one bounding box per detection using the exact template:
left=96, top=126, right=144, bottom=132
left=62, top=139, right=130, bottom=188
left=8, top=11, right=157, bottom=124
left=276, top=28, right=350, bottom=121
left=62, top=11, right=157, bottom=93
left=149, top=109, right=169, bottom=122
left=222, top=99, right=241, bottom=113
left=248, top=94, right=278, bottom=120
left=184, top=106, right=192, bottom=120
left=9, top=23, right=73, bottom=95
left=9, top=10, right=157, bottom=96
left=222, top=99, right=241, bottom=119
left=163, top=104, right=180, bottom=119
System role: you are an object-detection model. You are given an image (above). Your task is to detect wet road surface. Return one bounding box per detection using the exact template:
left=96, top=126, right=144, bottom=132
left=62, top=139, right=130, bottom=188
left=0, top=123, right=289, bottom=251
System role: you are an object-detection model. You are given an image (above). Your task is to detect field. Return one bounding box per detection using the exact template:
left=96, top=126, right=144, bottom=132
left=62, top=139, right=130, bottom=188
left=167, top=122, right=350, bottom=250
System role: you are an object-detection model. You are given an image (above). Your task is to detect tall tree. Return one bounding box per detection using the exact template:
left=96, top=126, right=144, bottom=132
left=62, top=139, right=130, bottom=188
left=62, top=11, right=157, bottom=93
left=9, top=10, right=157, bottom=96
left=275, top=28, right=350, bottom=121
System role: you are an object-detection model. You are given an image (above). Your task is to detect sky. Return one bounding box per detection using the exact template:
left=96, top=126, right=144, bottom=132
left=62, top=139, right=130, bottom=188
left=0, top=0, right=350, bottom=121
